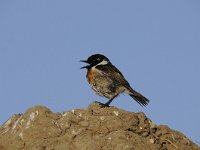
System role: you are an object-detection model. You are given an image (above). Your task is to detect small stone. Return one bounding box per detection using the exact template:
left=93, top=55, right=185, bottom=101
left=100, top=116, right=105, bottom=120
left=149, top=138, right=154, bottom=144
left=142, top=131, right=149, bottom=137
left=71, top=129, right=82, bottom=136
left=113, top=111, right=119, bottom=116
left=79, top=121, right=89, bottom=127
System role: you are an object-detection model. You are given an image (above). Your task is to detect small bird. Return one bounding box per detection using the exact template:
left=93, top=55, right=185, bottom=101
left=81, top=54, right=149, bottom=107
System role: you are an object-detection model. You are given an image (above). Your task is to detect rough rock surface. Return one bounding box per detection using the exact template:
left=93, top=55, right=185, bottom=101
left=0, top=102, right=199, bottom=150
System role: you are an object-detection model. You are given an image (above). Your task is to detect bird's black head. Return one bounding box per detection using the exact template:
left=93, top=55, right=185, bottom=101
left=80, top=54, right=110, bottom=69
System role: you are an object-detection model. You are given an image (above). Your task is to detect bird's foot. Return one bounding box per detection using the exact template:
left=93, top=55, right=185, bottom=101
left=93, top=101, right=109, bottom=108
left=99, top=102, right=110, bottom=108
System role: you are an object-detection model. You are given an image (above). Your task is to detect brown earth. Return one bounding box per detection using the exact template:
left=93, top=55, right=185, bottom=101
left=0, top=102, right=199, bottom=150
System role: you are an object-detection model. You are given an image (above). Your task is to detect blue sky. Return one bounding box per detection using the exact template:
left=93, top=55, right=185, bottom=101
left=0, top=0, right=200, bottom=144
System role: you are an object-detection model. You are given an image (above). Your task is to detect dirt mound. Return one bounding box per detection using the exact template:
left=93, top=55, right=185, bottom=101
left=0, top=102, right=199, bottom=150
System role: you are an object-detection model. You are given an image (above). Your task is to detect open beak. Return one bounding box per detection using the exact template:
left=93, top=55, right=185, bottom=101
left=80, top=60, right=89, bottom=69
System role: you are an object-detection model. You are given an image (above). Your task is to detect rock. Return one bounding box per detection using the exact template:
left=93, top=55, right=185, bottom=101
left=0, top=102, right=199, bottom=150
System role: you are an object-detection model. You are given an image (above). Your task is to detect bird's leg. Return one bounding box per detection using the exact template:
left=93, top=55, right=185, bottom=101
left=99, top=96, right=117, bottom=108
left=104, top=95, right=118, bottom=107
left=104, top=98, right=114, bottom=106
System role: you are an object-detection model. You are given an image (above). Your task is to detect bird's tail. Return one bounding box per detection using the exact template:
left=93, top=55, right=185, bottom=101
left=125, top=86, right=149, bottom=106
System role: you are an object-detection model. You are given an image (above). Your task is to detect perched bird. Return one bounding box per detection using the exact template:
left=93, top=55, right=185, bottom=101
left=81, top=54, right=149, bottom=107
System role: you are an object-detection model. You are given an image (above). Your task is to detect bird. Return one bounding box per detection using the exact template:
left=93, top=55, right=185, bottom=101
left=80, top=54, right=149, bottom=107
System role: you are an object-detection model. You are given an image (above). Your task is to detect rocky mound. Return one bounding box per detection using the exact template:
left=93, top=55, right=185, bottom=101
left=0, top=102, right=199, bottom=150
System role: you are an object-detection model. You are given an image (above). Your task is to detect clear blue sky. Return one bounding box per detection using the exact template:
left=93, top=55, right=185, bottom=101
left=0, top=0, right=199, bottom=144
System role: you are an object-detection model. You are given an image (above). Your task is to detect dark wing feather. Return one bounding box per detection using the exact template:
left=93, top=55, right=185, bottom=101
left=95, top=63, right=129, bottom=85
left=96, top=63, right=150, bottom=106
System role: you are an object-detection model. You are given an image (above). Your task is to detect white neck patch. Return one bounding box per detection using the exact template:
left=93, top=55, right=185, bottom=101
left=99, top=59, right=108, bottom=65
left=94, top=59, right=109, bottom=67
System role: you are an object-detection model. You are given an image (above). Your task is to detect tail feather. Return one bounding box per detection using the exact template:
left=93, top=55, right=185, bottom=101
left=126, top=86, right=149, bottom=106
left=129, top=93, right=149, bottom=106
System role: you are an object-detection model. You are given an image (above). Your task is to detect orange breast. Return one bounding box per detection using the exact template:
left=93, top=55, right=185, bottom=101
left=86, top=69, right=95, bottom=84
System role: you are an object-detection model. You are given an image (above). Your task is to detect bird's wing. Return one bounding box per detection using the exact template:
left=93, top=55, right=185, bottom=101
left=96, top=64, right=130, bottom=86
